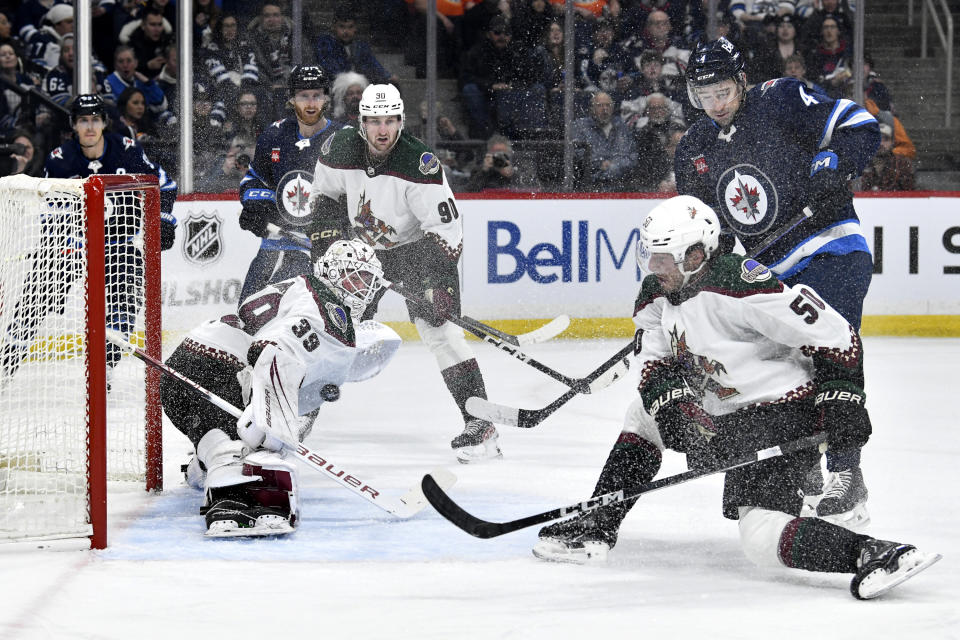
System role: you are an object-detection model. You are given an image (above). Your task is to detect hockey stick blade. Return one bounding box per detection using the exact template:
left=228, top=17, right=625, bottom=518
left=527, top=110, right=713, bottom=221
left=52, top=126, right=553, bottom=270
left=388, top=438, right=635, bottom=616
left=466, top=341, right=635, bottom=428
left=423, top=433, right=827, bottom=539
left=105, top=329, right=452, bottom=518
left=514, top=315, right=570, bottom=345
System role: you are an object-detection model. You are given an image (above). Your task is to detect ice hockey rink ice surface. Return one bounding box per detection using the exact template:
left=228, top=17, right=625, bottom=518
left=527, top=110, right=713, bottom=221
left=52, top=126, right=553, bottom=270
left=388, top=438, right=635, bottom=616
left=0, top=336, right=957, bottom=639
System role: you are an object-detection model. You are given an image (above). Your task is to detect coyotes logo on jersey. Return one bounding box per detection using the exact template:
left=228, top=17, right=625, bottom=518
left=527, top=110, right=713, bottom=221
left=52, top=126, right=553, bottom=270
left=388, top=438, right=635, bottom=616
left=669, top=326, right=739, bottom=400
left=352, top=192, right=398, bottom=249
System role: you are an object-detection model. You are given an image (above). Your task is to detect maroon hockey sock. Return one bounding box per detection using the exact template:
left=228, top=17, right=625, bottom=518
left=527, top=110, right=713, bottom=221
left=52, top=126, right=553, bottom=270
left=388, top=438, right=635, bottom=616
left=440, top=358, right=487, bottom=421
left=778, top=516, right=870, bottom=573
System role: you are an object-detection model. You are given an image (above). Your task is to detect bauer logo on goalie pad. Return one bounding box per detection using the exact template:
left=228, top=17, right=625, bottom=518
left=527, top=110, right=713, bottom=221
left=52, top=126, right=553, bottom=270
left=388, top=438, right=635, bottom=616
left=182, top=212, right=223, bottom=266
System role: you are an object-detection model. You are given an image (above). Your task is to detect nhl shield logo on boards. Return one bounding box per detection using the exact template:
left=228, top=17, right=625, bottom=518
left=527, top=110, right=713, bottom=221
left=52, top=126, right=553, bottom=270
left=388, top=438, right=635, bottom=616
left=276, top=170, right=314, bottom=228
left=716, top=164, right=778, bottom=237
left=183, top=212, right=223, bottom=266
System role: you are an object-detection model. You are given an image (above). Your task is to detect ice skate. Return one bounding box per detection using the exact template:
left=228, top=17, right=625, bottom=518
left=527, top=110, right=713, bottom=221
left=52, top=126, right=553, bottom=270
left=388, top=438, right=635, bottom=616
left=817, top=466, right=870, bottom=532
left=203, top=490, right=295, bottom=538
left=532, top=514, right=618, bottom=564
left=451, top=419, right=502, bottom=464
left=850, top=538, right=942, bottom=599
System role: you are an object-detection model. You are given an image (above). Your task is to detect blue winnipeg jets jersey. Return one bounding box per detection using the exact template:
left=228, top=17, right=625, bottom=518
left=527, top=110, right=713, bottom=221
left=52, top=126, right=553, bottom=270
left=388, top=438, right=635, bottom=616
left=44, top=131, right=178, bottom=216
left=240, top=117, right=344, bottom=246
left=675, top=77, right=880, bottom=278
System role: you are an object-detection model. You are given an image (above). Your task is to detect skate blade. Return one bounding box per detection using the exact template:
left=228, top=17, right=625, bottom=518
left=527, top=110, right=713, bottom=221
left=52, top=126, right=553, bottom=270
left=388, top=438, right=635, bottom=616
left=855, top=551, right=942, bottom=599
left=205, top=515, right=295, bottom=538
left=532, top=539, right=609, bottom=564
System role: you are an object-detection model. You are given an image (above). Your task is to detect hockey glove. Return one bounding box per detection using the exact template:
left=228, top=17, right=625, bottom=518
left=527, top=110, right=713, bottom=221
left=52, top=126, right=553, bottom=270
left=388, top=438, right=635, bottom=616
left=807, top=151, right=853, bottom=215
left=239, top=195, right=274, bottom=238
left=423, top=285, right=457, bottom=327
left=160, top=214, right=177, bottom=251
left=653, top=391, right=718, bottom=454
left=816, top=385, right=872, bottom=452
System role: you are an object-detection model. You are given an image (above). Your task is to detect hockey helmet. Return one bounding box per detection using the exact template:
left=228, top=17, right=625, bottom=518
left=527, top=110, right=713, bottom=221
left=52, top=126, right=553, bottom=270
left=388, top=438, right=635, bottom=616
left=289, top=65, right=330, bottom=96
left=357, top=83, right=404, bottom=142
left=686, top=37, right=746, bottom=110
left=636, top=195, right=721, bottom=288
left=70, top=94, right=108, bottom=124
left=315, top=239, right=385, bottom=317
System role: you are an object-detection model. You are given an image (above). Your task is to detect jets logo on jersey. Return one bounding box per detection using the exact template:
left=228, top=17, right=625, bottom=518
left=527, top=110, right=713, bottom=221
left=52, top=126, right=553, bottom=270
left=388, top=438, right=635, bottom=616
left=716, top=165, right=778, bottom=236
left=352, top=192, right=398, bottom=249
left=51, top=147, right=63, bottom=160
left=419, top=152, right=441, bottom=175
left=760, top=78, right=779, bottom=94
left=276, top=170, right=314, bottom=228
left=182, top=212, right=223, bottom=266
left=739, top=258, right=772, bottom=283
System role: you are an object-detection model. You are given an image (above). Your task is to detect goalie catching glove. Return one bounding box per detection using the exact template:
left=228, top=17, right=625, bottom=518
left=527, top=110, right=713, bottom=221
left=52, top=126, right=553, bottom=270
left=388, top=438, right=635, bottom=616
left=236, top=343, right=311, bottom=451
left=816, top=384, right=872, bottom=452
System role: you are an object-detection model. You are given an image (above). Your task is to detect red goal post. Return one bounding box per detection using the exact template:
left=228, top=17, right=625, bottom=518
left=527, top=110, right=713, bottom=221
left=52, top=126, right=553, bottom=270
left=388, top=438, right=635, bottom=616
left=0, top=174, right=163, bottom=549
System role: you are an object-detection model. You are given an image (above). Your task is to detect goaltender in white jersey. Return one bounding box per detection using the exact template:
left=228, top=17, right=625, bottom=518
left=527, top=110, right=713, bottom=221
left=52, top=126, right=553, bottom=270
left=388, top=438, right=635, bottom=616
left=306, top=83, right=500, bottom=463
left=160, top=240, right=402, bottom=537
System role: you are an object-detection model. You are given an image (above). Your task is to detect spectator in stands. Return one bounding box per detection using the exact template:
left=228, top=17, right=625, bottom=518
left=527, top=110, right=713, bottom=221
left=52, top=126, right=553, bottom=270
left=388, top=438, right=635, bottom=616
left=104, top=45, right=175, bottom=129
left=316, top=4, right=399, bottom=86
left=437, top=147, right=472, bottom=191
left=578, top=19, right=633, bottom=106
left=805, top=14, right=850, bottom=98
left=630, top=49, right=684, bottom=103
left=330, top=70, right=367, bottom=127
left=40, top=33, right=73, bottom=107
left=549, top=0, right=620, bottom=53
left=21, top=3, right=72, bottom=72
left=460, top=14, right=543, bottom=139
left=406, top=0, right=464, bottom=78
left=783, top=53, right=825, bottom=92
left=155, top=42, right=178, bottom=105
left=861, top=52, right=892, bottom=112
left=730, top=0, right=793, bottom=40
left=866, top=103, right=916, bottom=161
left=248, top=2, right=294, bottom=112
left=194, top=0, right=220, bottom=44
left=407, top=99, right=466, bottom=144
left=622, top=9, right=691, bottom=84
left=191, top=83, right=224, bottom=178
left=861, top=122, right=915, bottom=192
left=512, top=0, right=553, bottom=54
left=0, top=13, right=14, bottom=48
left=461, top=0, right=503, bottom=53
left=0, top=42, right=40, bottom=133
left=201, top=13, right=261, bottom=105
left=656, top=126, right=685, bottom=193
left=466, top=133, right=540, bottom=192
left=626, top=92, right=685, bottom=189
left=198, top=137, right=253, bottom=193
left=798, top=0, right=852, bottom=51
left=112, top=86, right=155, bottom=142
left=6, top=128, right=42, bottom=176
left=127, top=7, right=172, bottom=80
left=621, top=0, right=688, bottom=41
left=117, top=1, right=175, bottom=50
left=534, top=20, right=568, bottom=128
left=571, top=90, right=637, bottom=191
left=228, top=91, right=268, bottom=141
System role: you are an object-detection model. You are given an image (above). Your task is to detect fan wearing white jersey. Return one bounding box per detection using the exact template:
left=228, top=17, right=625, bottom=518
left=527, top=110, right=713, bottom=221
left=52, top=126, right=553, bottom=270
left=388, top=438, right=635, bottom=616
left=532, top=196, right=939, bottom=600
left=305, top=83, right=501, bottom=464
left=159, top=239, right=402, bottom=537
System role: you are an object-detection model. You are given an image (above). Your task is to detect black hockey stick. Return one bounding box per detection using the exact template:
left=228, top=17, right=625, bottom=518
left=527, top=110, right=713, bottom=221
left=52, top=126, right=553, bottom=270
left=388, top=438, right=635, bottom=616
left=751, top=206, right=814, bottom=258
left=266, top=223, right=570, bottom=346
left=465, top=340, right=635, bottom=428
left=387, top=280, right=618, bottom=394
left=422, top=432, right=828, bottom=539
left=104, top=330, right=456, bottom=518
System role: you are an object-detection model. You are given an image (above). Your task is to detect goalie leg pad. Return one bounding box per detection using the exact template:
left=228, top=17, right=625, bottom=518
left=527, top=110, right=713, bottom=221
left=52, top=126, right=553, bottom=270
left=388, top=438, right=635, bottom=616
left=241, top=448, right=301, bottom=526
left=197, top=429, right=249, bottom=497
left=414, top=317, right=473, bottom=370
left=239, top=344, right=309, bottom=451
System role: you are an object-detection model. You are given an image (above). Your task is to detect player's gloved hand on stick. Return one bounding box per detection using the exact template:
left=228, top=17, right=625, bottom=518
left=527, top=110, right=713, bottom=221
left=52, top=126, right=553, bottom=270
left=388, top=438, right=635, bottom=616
left=160, top=213, right=177, bottom=250
left=654, top=391, right=718, bottom=453
left=238, top=199, right=272, bottom=238
left=807, top=150, right=852, bottom=214
left=423, top=285, right=456, bottom=327
left=816, top=385, right=872, bottom=452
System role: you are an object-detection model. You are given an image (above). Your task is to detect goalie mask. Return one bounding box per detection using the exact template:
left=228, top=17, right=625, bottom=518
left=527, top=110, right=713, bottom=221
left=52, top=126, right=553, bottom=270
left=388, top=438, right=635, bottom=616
left=636, top=195, right=721, bottom=291
left=315, top=239, right=385, bottom=317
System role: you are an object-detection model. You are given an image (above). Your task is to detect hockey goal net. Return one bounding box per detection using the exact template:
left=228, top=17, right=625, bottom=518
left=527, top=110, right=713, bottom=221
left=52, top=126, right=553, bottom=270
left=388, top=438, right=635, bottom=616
left=0, top=174, right=162, bottom=549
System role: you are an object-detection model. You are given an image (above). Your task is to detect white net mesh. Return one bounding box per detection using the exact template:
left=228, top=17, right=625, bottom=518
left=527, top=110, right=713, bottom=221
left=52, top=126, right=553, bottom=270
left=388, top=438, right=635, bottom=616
left=0, top=175, right=154, bottom=543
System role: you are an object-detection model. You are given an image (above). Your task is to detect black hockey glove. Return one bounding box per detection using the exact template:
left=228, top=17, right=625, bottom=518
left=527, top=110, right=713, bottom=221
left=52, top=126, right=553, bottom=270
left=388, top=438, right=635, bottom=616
left=159, top=213, right=177, bottom=251
left=423, top=285, right=457, bottom=327
left=653, top=390, right=718, bottom=454
left=807, top=150, right=853, bottom=215
left=816, top=385, right=872, bottom=452
left=238, top=200, right=272, bottom=238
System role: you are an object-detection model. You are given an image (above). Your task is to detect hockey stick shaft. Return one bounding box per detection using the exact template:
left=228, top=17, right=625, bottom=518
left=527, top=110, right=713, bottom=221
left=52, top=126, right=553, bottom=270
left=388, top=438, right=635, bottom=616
left=751, top=206, right=814, bottom=258
left=422, top=432, right=827, bottom=539
left=467, top=339, right=635, bottom=428
left=104, top=330, right=448, bottom=518
left=387, top=280, right=595, bottom=393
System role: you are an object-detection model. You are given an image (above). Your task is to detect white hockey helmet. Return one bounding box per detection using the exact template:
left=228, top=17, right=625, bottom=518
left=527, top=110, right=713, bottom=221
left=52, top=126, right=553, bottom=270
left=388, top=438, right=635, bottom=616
left=636, top=195, right=721, bottom=287
left=357, top=83, right=404, bottom=141
left=314, top=239, right=385, bottom=317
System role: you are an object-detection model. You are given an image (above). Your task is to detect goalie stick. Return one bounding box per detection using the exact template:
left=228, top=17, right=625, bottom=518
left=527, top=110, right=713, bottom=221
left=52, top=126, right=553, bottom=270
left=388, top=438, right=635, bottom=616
left=266, top=223, right=571, bottom=346
left=422, top=432, right=828, bottom=539
left=387, top=280, right=622, bottom=394
left=466, top=340, right=635, bottom=428
left=104, top=330, right=455, bottom=519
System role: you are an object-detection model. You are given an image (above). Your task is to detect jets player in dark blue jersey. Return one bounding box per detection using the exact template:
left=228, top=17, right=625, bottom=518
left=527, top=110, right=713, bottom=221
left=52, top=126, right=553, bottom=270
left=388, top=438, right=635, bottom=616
left=675, top=37, right=879, bottom=529
left=0, top=94, right=177, bottom=381
left=237, top=65, right=345, bottom=303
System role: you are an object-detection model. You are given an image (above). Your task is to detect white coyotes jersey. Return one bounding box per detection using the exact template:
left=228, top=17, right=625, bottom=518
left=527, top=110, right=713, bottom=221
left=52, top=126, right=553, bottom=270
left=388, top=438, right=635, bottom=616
left=309, top=128, right=463, bottom=256
left=633, top=254, right=858, bottom=416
